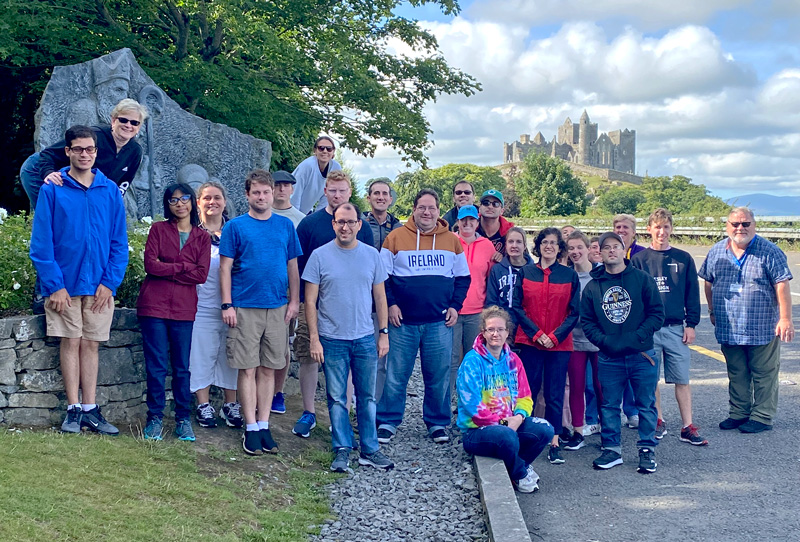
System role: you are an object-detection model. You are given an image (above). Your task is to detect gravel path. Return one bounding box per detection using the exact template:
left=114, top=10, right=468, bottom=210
left=312, top=363, right=489, bottom=542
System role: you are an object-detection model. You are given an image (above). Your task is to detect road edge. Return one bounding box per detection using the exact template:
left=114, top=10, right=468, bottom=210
left=473, top=455, right=532, bottom=542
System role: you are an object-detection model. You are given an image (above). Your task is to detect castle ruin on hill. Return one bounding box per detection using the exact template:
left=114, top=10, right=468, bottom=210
left=503, top=110, right=636, bottom=175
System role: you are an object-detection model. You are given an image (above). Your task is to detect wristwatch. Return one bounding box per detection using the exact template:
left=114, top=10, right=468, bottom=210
left=221, top=303, right=233, bottom=310
left=379, top=328, right=389, bottom=335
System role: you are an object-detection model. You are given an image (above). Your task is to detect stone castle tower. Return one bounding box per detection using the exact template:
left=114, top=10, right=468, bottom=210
left=503, top=110, right=635, bottom=174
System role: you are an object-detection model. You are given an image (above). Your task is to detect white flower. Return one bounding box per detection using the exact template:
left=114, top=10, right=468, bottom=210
left=0, top=208, right=7, bottom=222
left=13, top=281, right=21, bottom=290
left=141, top=216, right=153, bottom=225
left=128, top=244, right=134, bottom=253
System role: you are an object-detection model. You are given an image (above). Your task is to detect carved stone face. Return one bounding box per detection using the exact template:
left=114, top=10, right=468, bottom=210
left=97, top=78, right=130, bottom=124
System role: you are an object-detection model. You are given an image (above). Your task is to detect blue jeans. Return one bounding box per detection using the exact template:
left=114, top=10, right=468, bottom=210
left=376, top=321, right=452, bottom=432
left=463, top=417, right=554, bottom=481
left=320, top=334, right=379, bottom=454
left=597, top=350, right=659, bottom=452
left=518, top=345, right=569, bottom=436
left=622, top=382, right=639, bottom=418
left=20, top=153, right=42, bottom=211
left=585, top=362, right=599, bottom=425
left=140, top=317, right=194, bottom=421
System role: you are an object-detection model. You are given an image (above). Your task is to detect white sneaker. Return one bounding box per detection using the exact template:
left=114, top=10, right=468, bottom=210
left=627, top=414, right=640, bottom=428
left=582, top=424, right=601, bottom=436
left=526, top=464, right=540, bottom=485
left=514, top=468, right=540, bottom=493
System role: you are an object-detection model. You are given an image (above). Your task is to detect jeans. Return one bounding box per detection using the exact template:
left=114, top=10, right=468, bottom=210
left=372, top=313, right=388, bottom=402
left=20, top=153, right=42, bottom=211
left=518, top=345, right=570, bottom=436
left=140, top=316, right=194, bottom=421
left=585, top=361, right=599, bottom=425
left=463, top=417, right=555, bottom=481
left=450, top=312, right=482, bottom=394
left=622, top=382, right=639, bottom=418
left=320, top=334, right=379, bottom=454
left=376, top=321, right=453, bottom=432
left=597, top=350, right=659, bottom=452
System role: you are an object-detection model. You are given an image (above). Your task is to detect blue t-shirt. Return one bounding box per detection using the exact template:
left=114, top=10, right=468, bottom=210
left=219, top=213, right=302, bottom=309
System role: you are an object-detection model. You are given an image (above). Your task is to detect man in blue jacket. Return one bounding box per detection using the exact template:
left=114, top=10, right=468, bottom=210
left=30, top=125, right=129, bottom=436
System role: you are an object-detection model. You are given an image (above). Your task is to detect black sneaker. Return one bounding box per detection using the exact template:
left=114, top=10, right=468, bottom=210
left=80, top=406, right=119, bottom=436
left=221, top=402, right=244, bottom=428
left=377, top=427, right=393, bottom=444
left=679, top=424, right=709, bottom=445
left=563, top=432, right=585, bottom=451
left=331, top=447, right=352, bottom=473
left=593, top=449, right=623, bottom=470
left=242, top=430, right=263, bottom=456
left=637, top=448, right=657, bottom=474
left=431, top=428, right=449, bottom=443
left=358, top=450, right=394, bottom=470
left=548, top=445, right=565, bottom=464
left=559, top=427, right=572, bottom=443
left=655, top=419, right=667, bottom=440
left=719, top=417, right=748, bottom=430
left=260, top=428, right=278, bottom=454
left=738, top=420, right=772, bottom=433
left=61, top=406, right=82, bottom=434
left=195, top=403, right=218, bottom=428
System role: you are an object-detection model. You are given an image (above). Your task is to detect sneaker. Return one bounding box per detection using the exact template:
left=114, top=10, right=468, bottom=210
left=377, top=427, right=394, bottom=444
left=143, top=417, right=163, bottom=441
left=582, top=423, right=601, bottom=436
left=221, top=402, right=244, bottom=428
left=679, top=424, right=709, bottom=445
left=431, top=428, right=449, bottom=443
left=358, top=450, right=395, bottom=470
left=559, top=427, right=572, bottom=442
left=242, top=430, right=263, bottom=455
left=719, top=417, right=748, bottom=430
left=655, top=419, right=667, bottom=440
left=271, top=392, right=286, bottom=414
left=526, top=464, right=540, bottom=485
left=626, top=414, right=640, bottom=428
left=195, top=403, right=217, bottom=428
left=548, top=445, right=565, bottom=464
left=331, top=447, right=352, bottom=473
left=514, top=468, right=539, bottom=493
left=81, top=406, right=119, bottom=436
left=563, top=432, right=585, bottom=451
left=738, top=420, right=772, bottom=434
left=61, top=407, right=82, bottom=434
left=260, top=428, right=278, bottom=453
left=292, top=411, right=317, bottom=438
left=593, top=449, right=623, bottom=470
left=637, top=448, right=657, bottom=474
left=175, top=419, right=196, bottom=441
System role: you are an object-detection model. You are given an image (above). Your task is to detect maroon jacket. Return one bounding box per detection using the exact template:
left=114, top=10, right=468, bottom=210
left=137, top=220, right=211, bottom=321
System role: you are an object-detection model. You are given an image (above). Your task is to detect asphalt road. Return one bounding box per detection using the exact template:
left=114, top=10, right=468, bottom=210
left=518, top=244, right=800, bottom=542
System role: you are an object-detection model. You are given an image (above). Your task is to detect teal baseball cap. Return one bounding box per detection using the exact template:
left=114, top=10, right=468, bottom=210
left=480, top=189, right=505, bottom=206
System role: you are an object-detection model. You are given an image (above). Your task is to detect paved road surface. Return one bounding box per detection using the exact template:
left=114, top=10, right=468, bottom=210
left=518, top=244, right=800, bottom=542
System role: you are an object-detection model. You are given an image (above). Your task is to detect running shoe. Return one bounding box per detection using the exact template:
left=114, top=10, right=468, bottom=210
left=679, top=424, right=709, bottom=445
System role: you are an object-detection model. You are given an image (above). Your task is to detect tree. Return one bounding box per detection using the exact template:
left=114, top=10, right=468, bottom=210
left=1, top=0, right=480, bottom=210
left=392, top=163, right=507, bottom=216
left=516, top=153, right=588, bottom=216
left=596, top=186, right=647, bottom=215
left=639, top=175, right=730, bottom=216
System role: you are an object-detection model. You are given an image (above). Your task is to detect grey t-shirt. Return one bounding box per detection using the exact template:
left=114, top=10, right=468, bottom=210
left=302, top=240, right=387, bottom=340
left=574, top=269, right=599, bottom=352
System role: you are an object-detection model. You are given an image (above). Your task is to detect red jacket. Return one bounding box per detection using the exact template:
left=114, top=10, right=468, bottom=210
left=514, top=262, right=580, bottom=351
left=458, top=235, right=496, bottom=314
left=137, top=220, right=211, bottom=321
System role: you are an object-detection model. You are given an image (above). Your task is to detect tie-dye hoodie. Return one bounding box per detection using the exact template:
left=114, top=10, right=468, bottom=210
left=456, top=333, right=533, bottom=429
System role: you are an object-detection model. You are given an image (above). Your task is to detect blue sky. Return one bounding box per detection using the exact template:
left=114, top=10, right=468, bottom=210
left=343, top=1, right=800, bottom=200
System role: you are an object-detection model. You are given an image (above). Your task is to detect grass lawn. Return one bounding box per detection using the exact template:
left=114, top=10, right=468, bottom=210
left=0, top=400, right=337, bottom=542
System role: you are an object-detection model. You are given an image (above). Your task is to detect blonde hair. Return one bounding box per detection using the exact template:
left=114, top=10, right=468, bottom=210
left=480, top=306, right=512, bottom=331
left=613, top=213, right=637, bottom=232
left=647, top=208, right=673, bottom=227
left=110, top=99, right=149, bottom=122
left=326, top=170, right=350, bottom=185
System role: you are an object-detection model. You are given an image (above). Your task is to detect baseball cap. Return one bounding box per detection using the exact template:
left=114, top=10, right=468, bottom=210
left=480, top=189, right=504, bottom=206
left=457, top=205, right=479, bottom=220
left=598, top=231, right=625, bottom=249
left=271, top=170, right=296, bottom=184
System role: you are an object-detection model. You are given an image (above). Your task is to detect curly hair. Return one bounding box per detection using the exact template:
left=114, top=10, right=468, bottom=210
left=533, top=227, right=566, bottom=261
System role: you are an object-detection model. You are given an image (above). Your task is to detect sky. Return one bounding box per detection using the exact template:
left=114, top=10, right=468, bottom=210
left=341, top=0, right=800, bottom=200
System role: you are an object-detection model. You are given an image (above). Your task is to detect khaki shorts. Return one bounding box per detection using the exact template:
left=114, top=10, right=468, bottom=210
left=226, top=306, right=288, bottom=370
left=44, top=295, right=114, bottom=342
left=293, top=302, right=314, bottom=364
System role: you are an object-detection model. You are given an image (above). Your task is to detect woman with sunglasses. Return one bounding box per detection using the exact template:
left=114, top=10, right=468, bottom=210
left=138, top=183, right=211, bottom=441
left=20, top=98, right=148, bottom=210
left=290, top=136, right=343, bottom=215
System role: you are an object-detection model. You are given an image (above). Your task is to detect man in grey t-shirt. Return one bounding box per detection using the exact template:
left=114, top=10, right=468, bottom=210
left=303, top=202, right=394, bottom=473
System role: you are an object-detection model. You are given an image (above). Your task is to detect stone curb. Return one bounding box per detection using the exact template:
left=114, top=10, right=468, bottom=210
left=473, top=455, right=532, bottom=542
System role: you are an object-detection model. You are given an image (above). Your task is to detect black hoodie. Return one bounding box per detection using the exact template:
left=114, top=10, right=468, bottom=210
left=580, top=260, right=665, bottom=357
left=485, top=253, right=532, bottom=329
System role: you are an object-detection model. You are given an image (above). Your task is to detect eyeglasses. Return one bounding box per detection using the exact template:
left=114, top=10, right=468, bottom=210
left=68, top=146, right=97, bottom=155
left=454, top=190, right=472, bottom=196
left=480, top=199, right=502, bottom=208
left=540, top=240, right=559, bottom=246
left=316, top=145, right=334, bottom=152
left=116, top=116, right=141, bottom=127
left=334, top=219, right=359, bottom=227
left=168, top=194, right=192, bottom=205
left=729, top=222, right=752, bottom=228
left=484, top=328, right=507, bottom=334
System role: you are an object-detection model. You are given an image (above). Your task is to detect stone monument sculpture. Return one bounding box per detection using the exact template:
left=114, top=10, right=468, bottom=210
left=33, top=48, right=272, bottom=218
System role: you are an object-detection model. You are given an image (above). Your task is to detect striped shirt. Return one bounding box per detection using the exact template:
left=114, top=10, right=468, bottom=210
left=698, top=235, right=792, bottom=345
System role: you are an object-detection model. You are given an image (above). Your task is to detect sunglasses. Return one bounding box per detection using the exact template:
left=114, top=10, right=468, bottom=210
left=116, top=116, right=141, bottom=127
left=454, top=190, right=473, bottom=195
left=316, top=145, right=334, bottom=152
left=168, top=194, right=192, bottom=205
left=480, top=199, right=502, bottom=208
left=729, top=222, right=751, bottom=228
left=68, top=146, right=97, bottom=155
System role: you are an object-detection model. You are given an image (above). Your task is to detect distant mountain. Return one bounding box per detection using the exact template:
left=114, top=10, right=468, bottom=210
left=725, top=193, right=800, bottom=216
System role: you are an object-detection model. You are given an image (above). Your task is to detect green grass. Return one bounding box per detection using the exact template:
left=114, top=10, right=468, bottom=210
left=0, top=429, right=335, bottom=542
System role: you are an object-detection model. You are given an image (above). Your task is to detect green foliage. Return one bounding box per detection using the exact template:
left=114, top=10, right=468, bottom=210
left=516, top=153, right=588, bottom=216
left=1, top=0, right=480, bottom=171
left=115, top=217, right=151, bottom=309
left=0, top=211, right=35, bottom=310
left=596, top=186, right=647, bottom=215
left=638, top=175, right=731, bottom=216
left=393, top=163, right=506, bottom=216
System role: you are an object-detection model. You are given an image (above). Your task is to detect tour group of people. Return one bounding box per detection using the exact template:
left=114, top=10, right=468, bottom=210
left=24, top=99, right=794, bottom=491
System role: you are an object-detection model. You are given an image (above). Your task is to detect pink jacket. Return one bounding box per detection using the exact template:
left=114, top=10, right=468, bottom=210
left=458, top=235, right=496, bottom=315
